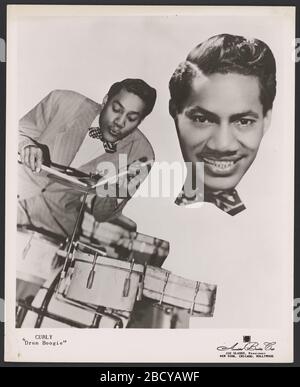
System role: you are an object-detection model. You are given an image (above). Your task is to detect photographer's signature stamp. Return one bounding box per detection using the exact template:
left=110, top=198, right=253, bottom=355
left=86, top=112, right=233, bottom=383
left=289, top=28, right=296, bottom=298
left=217, top=336, right=276, bottom=359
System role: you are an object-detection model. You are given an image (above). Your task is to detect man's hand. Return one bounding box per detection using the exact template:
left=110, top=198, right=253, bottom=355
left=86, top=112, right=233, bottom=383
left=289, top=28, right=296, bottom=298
left=20, top=145, right=44, bottom=173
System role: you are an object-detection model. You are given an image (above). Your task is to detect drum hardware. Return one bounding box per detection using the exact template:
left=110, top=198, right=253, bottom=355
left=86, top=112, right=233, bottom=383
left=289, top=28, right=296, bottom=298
left=17, top=298, right=88, bottom=328
left=57, top=241, right=108, bottom=292
left=159, top=271, right=171, bottom=305
left=122, top=259, right=135, bottom=297
left=189, top=281, right=200, bottom=315
left=16, top=295, right=35, bottom=328
left=24, top=269, right=125, bottom=328
left=56, top=191, right=89, bottom=294
left=53, top=293, right=124, bottom=328
left=61, top=266, right=74, bottom=296
left=75, top=241, right=107, bottom=257
left=17, top=297, right=123, bottom=328
left=17, top=158, right=157, bottom=328
left=136, top=263, right=147, bottom=301
left=61, top=253, right=144, bottom=313
left=61, top=296, right=125, bottom=328
left=35, top=271, right=62, bottom=328
left=122, top=235, right=137, bottom=297
left=86, top=252, right=99, bottom=290
left=126, top=233, right=137, bottom=261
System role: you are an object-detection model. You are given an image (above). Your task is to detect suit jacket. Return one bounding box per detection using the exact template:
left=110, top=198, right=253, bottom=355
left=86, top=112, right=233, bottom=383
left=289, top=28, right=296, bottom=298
left=18, top=89, right=155, bottom=236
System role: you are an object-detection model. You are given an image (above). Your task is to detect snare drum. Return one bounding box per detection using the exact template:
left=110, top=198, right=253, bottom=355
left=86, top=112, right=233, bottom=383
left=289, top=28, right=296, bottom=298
left=128, top=266, right=217, bottom=329
left=59, top=249, right=144, bottom=313
left=16, top=228, right=65, bottom=302
left=18, top=241, right=145, bottom=328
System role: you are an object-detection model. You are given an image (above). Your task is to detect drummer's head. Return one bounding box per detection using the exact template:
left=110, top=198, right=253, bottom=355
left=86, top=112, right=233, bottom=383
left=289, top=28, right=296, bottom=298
left=169, top=34, right=276, bottom=192
left=99, top=78, right=157, bottom=143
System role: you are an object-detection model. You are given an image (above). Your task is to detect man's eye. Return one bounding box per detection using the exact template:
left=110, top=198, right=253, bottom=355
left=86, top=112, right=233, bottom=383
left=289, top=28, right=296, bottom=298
left=236, top=118, right=255, bottom=126
left=128, top=115, right=138, bottom=123
left=112, top=105, right=121, bottom=113
left=191, top=115, right=210, bottom=124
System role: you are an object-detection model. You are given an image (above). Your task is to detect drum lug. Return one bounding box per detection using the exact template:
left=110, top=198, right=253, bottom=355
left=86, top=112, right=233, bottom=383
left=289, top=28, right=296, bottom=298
left=61, top=267, right=74, bottom=296
left=189, top=281, right=200, bottom=315
left=123, top=259, right=135, bottom=297
left=159, top=271, right=170, bottom=305
left=86, top=252, right=98, bottom=289
left=136, top=263, right=147, bottom=301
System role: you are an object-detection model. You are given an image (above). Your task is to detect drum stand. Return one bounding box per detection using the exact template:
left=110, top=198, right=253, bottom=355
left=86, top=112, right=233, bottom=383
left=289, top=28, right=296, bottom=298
left=17, top=271, right=124, bottom=328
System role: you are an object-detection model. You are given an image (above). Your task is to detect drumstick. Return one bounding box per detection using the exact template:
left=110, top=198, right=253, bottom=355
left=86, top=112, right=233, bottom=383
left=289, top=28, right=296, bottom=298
left=18, top=153, right=153, bottom=190
left=91, top=159, right=154, bottom=189
left=17, top=153, right=88, bottom=187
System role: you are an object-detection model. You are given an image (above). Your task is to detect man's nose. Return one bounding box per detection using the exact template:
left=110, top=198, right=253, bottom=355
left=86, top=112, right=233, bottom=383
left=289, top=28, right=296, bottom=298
left=207, top=122, right=239, bottom=152
left=114, top=113, right=126, bottom=129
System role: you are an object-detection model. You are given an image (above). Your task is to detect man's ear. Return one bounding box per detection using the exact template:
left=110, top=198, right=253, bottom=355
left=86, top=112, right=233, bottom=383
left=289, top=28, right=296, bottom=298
left=263, top=109, right=272, bottom=135
left=169, top=99, right=177, bottom=119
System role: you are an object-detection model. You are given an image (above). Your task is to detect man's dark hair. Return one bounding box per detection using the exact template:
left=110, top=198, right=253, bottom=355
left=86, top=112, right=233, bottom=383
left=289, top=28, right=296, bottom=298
left=169, top=34, right=276, bottom=116
left=107, top=78, right=157, bottom=118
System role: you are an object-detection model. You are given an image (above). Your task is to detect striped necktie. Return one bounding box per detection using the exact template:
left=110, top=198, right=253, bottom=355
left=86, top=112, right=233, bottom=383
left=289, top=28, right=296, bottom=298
left=89, top=127, right=117, bottom=153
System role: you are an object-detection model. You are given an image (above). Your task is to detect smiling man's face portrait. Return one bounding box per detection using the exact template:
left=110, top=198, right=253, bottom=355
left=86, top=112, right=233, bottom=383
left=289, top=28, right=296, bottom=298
left=174, top=72, right=272, bottom=192
left=169, top=34, right=276, bottom=199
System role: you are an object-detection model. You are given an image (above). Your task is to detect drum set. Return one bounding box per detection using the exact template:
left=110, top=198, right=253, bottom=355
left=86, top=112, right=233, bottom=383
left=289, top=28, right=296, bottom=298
left=16, top=160, right=217, bottom=329
left=16, top=229, right=217, bottom=328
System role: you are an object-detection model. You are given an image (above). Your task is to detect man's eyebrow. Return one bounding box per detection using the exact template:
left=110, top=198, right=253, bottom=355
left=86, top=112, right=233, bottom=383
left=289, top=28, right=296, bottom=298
left=186, top=106, right=260, bottom=121
left=128, top=111, right=141, bottom=116
left=230, top=111, right=260, bottom=120
left=112, top=100, right=123, bottom=109
left=186, top=106, right=219, bottom=121
left=113, top=100, right=141, bottom=116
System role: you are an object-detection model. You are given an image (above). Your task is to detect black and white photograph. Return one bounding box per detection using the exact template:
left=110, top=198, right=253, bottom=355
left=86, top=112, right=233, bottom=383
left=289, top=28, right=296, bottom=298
left=4, top=5, right=295, bottom=362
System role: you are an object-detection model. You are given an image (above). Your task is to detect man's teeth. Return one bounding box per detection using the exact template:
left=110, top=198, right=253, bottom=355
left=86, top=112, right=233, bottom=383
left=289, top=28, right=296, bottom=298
left=203, top=158, right=235, bottom=170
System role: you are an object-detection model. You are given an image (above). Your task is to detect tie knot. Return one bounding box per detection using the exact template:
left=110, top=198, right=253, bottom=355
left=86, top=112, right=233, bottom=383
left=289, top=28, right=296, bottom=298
left=204, top=188, right=246, bottom=216
left=175, top=186, right=246, bottom=216
left=88, top=127, right=117, bottom=153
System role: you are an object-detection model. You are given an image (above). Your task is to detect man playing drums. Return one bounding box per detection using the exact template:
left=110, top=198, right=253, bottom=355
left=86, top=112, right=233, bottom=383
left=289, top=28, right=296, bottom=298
left=16, top=79, right=156, bottom=310
left=18, top=78, right=157, bottom=237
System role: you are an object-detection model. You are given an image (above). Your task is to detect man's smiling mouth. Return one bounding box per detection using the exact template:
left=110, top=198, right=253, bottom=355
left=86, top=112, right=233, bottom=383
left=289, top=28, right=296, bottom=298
left=201, top=157, right=242, bottom=173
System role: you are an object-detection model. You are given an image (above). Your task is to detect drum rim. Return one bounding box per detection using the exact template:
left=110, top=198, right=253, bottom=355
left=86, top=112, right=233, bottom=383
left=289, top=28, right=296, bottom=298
left=72, top=252, right=145, bottom=272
